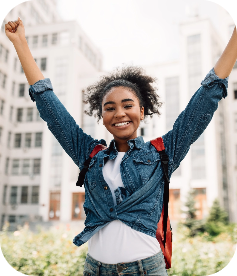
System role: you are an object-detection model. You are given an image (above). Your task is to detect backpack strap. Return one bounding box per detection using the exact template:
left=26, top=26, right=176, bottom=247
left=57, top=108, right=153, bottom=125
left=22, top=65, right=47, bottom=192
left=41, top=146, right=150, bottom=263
left=150, top=137, right=170, bottom=247
left=76, top=144, right=107, bottom=187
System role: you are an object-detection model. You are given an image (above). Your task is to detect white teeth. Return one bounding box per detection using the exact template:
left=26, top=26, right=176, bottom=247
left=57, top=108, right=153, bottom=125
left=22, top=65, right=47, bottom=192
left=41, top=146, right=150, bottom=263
left=115, top=122, right=130, bottom=127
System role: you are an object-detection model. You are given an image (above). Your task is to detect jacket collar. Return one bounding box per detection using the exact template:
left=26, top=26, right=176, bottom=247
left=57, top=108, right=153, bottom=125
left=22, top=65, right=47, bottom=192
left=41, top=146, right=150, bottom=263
left=104, top=136, right=144, bottom=160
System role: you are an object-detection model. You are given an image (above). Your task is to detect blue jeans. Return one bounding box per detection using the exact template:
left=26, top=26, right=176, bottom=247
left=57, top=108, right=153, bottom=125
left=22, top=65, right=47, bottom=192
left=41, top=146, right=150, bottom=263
left=83, top=251, right=168, bottom=276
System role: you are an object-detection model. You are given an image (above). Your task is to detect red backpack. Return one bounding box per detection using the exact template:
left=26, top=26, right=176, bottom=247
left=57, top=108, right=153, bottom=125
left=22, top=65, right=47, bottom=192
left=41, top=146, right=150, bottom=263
left=76, top=137, right=172, bottom=269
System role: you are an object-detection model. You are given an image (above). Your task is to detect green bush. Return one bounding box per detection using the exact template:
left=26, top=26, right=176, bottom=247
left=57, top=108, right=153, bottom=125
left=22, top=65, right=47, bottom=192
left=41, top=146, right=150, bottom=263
left=0, top=221, right=236, bottom=276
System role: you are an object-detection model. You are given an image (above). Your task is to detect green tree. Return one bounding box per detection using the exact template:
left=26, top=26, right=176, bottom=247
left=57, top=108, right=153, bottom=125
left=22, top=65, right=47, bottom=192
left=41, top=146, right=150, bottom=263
left=183, top=189, right=205, bottom=237
left=205, top=199, right=229, bottom=236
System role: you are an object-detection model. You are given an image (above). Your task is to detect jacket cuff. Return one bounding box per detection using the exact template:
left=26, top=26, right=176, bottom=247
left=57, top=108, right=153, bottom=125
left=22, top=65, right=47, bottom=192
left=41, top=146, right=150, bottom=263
left=29, top=78, right=53, bottom=102
left=201, top=68, right=229, bottom=98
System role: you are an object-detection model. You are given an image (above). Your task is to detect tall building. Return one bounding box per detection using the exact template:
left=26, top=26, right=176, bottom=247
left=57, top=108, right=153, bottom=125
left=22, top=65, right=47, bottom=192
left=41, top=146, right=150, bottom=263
left=143, top=14, right=237, bottom=223
left=0, top=0, right=106, bottom=230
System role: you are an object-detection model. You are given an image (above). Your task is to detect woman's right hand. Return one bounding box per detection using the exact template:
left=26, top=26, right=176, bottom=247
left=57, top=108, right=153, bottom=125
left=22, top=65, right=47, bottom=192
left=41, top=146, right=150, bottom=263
left=5, top=17, right=26, bottom=43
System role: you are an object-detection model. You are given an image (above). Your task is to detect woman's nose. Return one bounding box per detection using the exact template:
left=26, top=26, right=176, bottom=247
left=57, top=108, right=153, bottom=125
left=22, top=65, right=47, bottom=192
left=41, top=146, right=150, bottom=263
left=114, top=108, right=126, bottom=118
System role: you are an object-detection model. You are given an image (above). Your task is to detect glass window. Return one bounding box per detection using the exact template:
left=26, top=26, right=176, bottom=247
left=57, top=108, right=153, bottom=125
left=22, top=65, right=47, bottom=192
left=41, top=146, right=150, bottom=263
left=25, top=133, right=32, bottom=148
left=35, top=132, right=42, bottom=147
left=14, top=133, right=21, bottom=148
left=234, top=113, right=237, bottom=131
left=0, top=126, right=2, bottom=143
left=33, top=35, right=38, bottom=48
left=5, top=49, right=9, bottom=63
left=14, top=57, right=17, bottom=71
left=52, top=33, right=57, bottom=45
left=3, top=185, right=7, bottom=205
left=8, top=215, right=16, bottom=223
left=16, top=108, right=23, bottom=122
left=2, top=74, right=6, bottom=89
left=26, top=108, right=33, bottom=121
left=20, top=65, right=24, bottom=73
left=33, top=159, right=41, bottom=174
left=31, top=186, right=39, bottom=204
left=191, top=133, right=206, bottom=179
left=0, top=99, right=5, bottom=115
left=233, top=83, right=237, bottom=99
left=22, top=159, right=30, bottom=175
left=21, top=186, right=28, bottom=204
left=10, top=186, right=17, bottom=204
left=12, top=81, right=15, bottom=96
left=42, top=34, right=48, bottom=47
left=40, top=58, right=47, bottom=71
left=9, top=106, right=13, bottom=121
left=7, top=131, right=11, bottom=148
left=12, top=159, right=20, bottom=175
left=52, top=136, right=62, bottom=155
left=19, top=84, right=25, bottom=97
left=5, top=157, right=9, bottom=175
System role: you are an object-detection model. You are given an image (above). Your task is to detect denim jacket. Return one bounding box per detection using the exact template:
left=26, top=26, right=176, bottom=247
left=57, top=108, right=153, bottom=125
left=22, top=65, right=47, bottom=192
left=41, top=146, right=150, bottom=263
left=29, top=68, right=228, bottom=247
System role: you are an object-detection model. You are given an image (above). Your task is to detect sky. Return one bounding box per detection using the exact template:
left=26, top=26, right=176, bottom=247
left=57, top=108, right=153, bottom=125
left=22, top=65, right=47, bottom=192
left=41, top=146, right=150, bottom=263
left=56, top=0, right=236, bottom=71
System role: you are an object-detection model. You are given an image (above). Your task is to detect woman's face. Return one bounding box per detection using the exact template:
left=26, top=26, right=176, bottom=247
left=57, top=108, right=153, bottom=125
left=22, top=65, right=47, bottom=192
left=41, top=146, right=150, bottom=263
left=102, top=86, right=144, bottom=143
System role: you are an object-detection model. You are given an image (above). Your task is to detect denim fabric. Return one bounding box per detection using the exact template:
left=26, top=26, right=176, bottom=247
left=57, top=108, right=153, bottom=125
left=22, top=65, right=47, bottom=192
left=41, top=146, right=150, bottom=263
left=29, top=68, right=228, bottom=248
left=83, top=251, right=168, bottom=275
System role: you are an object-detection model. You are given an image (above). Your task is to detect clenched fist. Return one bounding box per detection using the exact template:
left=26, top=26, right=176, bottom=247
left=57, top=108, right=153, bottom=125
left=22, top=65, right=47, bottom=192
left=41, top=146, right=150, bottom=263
left=5, top=17, right=26, bottom=43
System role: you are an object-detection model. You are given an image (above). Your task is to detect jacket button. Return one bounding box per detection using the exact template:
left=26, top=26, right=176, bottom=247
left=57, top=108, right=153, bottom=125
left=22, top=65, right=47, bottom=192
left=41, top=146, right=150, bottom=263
left=147, top=160, right=151, bottom=163
left=99, top=164, right=103, bottom=167
left=110, top=208, right=113, bottom=212
left=104, top=186, right=108, bottom=190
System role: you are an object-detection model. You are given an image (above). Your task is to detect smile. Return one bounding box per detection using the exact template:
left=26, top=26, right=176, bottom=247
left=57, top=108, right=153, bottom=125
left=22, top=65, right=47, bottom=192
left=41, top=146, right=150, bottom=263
left=113, top=121, right=131, bottom=127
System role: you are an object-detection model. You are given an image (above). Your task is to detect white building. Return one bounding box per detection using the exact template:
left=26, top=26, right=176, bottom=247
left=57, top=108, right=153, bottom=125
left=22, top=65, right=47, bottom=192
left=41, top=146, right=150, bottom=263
left=143, top=15, right=237, bottom=223
left=0, top=0, right=106, bottom=230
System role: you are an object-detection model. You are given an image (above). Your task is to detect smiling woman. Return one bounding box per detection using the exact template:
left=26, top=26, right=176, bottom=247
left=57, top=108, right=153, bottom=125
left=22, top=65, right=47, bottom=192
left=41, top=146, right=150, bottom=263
left=4, top=13, right=237, bottom=276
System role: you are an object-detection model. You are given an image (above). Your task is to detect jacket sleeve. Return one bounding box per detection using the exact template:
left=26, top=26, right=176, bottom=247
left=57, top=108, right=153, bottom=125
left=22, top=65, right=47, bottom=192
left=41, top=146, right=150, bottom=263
left=162, top=68, right=228, bottom=177
left=29, top=78, right=106, bottom=169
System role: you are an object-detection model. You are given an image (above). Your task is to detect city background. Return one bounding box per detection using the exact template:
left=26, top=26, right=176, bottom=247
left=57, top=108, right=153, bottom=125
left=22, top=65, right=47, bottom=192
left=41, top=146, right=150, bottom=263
left=0, top=0, right=237, bottom=235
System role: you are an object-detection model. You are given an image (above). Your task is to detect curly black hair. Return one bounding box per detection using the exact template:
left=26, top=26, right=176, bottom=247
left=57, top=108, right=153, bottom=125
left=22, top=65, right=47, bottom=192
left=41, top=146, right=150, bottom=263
left=84, top=66, right=162, bottom=121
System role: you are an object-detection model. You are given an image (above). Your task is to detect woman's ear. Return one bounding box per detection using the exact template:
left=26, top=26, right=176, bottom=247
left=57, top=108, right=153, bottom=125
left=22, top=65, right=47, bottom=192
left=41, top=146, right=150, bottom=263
left=140, top=106, right=144, bottom=120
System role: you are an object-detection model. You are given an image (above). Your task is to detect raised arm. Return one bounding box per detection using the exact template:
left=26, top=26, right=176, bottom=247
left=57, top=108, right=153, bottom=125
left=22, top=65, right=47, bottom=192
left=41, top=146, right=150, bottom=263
left=5, top=18, right=106, bottom=169
left=214, top=26, right=237, bottom=79
left=5, top=17, right=44, bottom=85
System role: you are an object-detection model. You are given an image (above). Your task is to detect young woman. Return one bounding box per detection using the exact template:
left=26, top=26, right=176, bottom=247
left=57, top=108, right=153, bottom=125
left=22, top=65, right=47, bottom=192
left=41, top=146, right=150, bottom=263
left=5, top=17, right=237, bottom=276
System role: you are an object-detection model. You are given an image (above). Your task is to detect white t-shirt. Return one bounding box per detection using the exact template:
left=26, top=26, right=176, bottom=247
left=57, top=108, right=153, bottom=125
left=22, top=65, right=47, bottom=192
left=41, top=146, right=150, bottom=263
left=88, top=152, right=161, bottom=264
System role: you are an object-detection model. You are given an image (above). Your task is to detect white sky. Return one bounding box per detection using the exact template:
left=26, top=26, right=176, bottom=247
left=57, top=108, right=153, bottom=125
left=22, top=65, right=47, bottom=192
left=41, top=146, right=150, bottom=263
left=56, top=0, right=235, bottom=71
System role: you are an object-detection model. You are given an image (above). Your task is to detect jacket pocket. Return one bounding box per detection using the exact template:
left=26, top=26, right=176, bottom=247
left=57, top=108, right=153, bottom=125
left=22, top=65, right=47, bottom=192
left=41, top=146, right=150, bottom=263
left=133, top=152, right=160, bottom=184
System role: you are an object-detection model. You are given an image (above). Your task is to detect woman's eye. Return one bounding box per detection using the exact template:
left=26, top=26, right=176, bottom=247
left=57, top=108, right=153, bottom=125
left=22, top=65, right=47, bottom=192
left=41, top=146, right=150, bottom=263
left=124, top=105, right=133, bottom=108
left=106, top=107, right=114, bottom=111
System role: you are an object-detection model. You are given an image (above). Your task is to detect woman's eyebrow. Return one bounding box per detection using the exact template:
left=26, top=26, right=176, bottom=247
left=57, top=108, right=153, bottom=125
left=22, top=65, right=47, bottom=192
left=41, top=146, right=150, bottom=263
left=104, top=98, right=134, bottom=106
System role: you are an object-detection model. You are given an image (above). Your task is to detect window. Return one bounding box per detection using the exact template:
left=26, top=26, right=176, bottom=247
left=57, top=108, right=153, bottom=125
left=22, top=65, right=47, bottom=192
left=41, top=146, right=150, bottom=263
left=33, top=35, right=38, bottom=48
left=33, top=159, right=41, bottom=174
left=52, top=33, right=57, bottom=45
left=25, top=133, right=32, bottom=148
left=31, top=186, right=39, bottom=204
left=12, top=81, right=15, bottom=96
left=1, top=215, right=5, bottom=230
left=40, top=58, right=47, bottom=71
left=20, top=65, right=24, bottom=73
left=10, top=186, right=17, bottom=204
left=191, top=134, right=206, bottom=179
left=12, top=159, right=20, bottom=175
left=42, top=34, right=48, bottom=47
left=19, top=84, right=25, bottom=97
left=0, top=126, right=2, bottom=143
left=16, top=108, right=23, bottom=122
left=140, top=127, right=145, bottom=136
left=5, top=158, right=9, bottom=175
left=7, top=131, right=11, bottom=148
left=9, top=106, right=13, bottom=121
left=3, top=185, right=7, bottom=205
left=35, top=132, right=42, bottom=147
left=22, top=159, right=30, bottom=175
left=14, top=57, right=17, bottom=71
left=0, top=99, right=5, bottom=115
left=21, top=186, right=28, bottom=204
left=9, top=215, right=16, bottom=223
left=52, top=136, right=62, bottom=155
left=26, top=108, right=33, bottom=122
left=234, top=113, right=237, bottom=131
left=2, top=74, right=6, bottom=89
left=14, top=133, right=21, bottom=148
left=36, top=109, right=42, bottom=121
left=5, top=49, right=9, bottom=63
left=234, top=83, right=237, bottom=99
